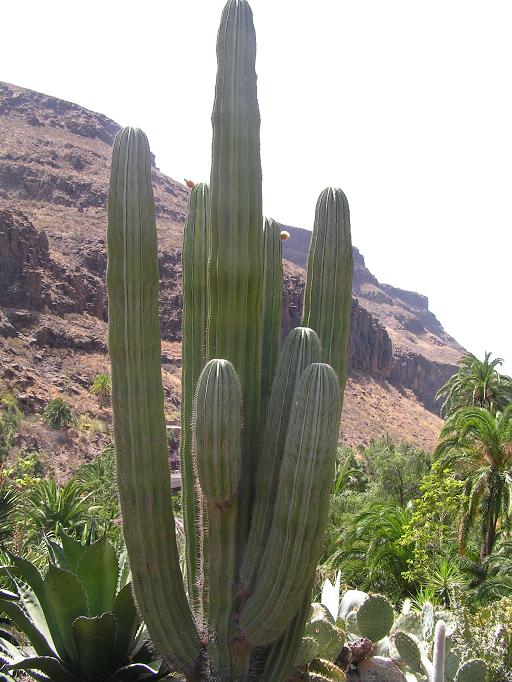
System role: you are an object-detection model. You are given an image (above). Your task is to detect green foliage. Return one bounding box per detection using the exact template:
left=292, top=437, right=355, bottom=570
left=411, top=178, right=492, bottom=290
left=326, top=502, right=413, bottom=599
left=73, top=445, right=122, bottom=547
left=356, top=435, right=431, bottom=506
left=25, top=479, right=93, bottom=539
left=436, top=405, right=512, bottom=559
left=42, top=398, right=73, bottom=429
left=89, top=373, right=111, bottom=407
left=3, top=451, right=44, bottom=488
left=400, top=462, right=464, bottom=594
left=0, top=480, right=20, bottom=546
left=0, top=536, right=165, bottom=681
left=436, top=351, right=512, bottom=418
left=0, top=396, right=21, bottom=464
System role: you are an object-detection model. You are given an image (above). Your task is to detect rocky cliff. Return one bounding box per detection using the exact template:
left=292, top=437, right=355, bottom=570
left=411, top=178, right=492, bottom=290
left=0, top=81, right=462, bottom=468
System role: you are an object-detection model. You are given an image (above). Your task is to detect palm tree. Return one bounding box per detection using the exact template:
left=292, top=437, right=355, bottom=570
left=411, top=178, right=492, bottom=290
left=436, top=351, right=512, bottom=418
left=326, top=502, right=414, bottom=597
left=436, top=405, right=512, bottom=559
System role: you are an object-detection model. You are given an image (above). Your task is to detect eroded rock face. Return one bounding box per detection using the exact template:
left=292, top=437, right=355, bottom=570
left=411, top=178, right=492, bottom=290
left=0, top=80, right=463, bottom=419
left=0, top=208, right=106, bottom=318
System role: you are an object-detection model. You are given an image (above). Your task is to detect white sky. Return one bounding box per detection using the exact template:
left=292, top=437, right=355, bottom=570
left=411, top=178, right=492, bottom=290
left=2, top=1, right=511, bottom=373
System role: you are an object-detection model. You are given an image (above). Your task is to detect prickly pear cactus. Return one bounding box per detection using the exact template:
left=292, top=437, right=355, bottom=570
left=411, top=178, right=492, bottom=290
left=454, top=659, right=487, bottom=682
left=296, top=604, right=345, bottom=667
left=356, top=595, right=395, bottom=643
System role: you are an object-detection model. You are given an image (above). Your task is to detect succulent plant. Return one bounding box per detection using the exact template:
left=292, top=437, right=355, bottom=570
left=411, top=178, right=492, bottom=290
left=296, top=604, right=345, bottom=668
left=0, top=535, right=165, bottom=681
left=392, top=615, right=488, bottom=682
left=106, top=0, right=352, bottom=680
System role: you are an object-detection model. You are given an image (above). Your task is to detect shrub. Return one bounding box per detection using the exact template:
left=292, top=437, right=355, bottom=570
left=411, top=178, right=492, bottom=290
left=90, top=372, right=112, bottom=407
left=42, top=397, right=73, bottom=428
left=0, top=395, right=21, bottom=463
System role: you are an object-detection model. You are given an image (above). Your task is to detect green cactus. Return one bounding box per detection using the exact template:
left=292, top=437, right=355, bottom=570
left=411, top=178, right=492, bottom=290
left=309, top=658, right=347, bottom=681
left=302, top=187, right=353, bottom=397
left=454, top=659, right=487, bottom=682
left=107, top=126, right=202, bottom=675
left=356, top=594, right=395, bottom=643
left=393, top=620, right=488, bottom=682
left=181, top=183, right=210, bottom=606
left=394, top=632, right=423, bottom=674
left=295, top=604, right=345, bottom=667
left=106, top=0, right=352, bottom=680
left=261, top=217, right=283, bottom=416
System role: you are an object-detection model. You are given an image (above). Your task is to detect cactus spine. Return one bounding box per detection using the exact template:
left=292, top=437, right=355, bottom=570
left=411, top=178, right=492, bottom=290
left=107, top=127, right=201, bottom=674
left=207, top=0, right=263, bottom=544
left=239, top=363, right=341, bottom=645
left=106, top=1, right=353, bottom=679
left=261, top=217, right=283, bottom=416
left=181, top=183, right=210, bottom=605
left=302, top=187, right=353, bottom=398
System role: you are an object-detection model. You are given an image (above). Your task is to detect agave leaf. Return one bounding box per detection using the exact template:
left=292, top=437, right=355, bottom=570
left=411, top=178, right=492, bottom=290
left=1, top=556, right=61, bottom=652
left=43, top=565, right=87, bottom=665
left=77, top=536, right=118, bottom=615
left=44, top=537, right=67, bottom=570
left=117, top=550, right=131, bottom=591
left=72, top=614, right=117, bottom=678
left=113, top=662, right=167, bottom=681
left=321, top=572, right=341, bottom=622
left=60, top=532, right=86, bottom=573
left=112, top=583, right=139, bottom=666
left=0, top=634, right=23, bottom=663
left=0, top=601, right=54, bottom=657
left=7, top=656, right=75, bottom=682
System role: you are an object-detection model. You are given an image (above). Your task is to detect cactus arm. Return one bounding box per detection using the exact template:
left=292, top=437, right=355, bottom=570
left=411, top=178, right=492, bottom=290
left=241, top=327, right=321, bottom=589
left=239, top=363, right=340, bottom=645
left=432, top=621, right=445, bottom=682
left=261, top=218, right=283, bottom=416
left=107, top=127, right=201, bottom=672
left=181, top=183, right=210, bottom=606
left=302, top=187, right=353, bottom=398
left=194, top=359, right=242, bottom=675
left=207, top=0, right=263, bottom=544
left=262, top=582, right=314, bottom=682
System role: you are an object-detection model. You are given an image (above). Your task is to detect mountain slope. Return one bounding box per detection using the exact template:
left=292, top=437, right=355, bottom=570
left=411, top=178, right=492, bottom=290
left=0, top=81, right=462, bottom=469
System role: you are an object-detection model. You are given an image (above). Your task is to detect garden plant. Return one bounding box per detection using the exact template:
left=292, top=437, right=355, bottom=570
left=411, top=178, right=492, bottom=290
left=106, top=0, right=352, bottom=679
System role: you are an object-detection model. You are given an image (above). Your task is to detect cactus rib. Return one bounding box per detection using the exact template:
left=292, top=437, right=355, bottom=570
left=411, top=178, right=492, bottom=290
left=261, top=217, right=283, bottom=417
left=241, top=327, right=321, bottom=589
left=107, top=127, right=201, bottom=672
left=181, top=183, right=210, bottom=607
left=239, top=363, right=340, bottom=644
left=302, top=187, right=353, bottom=397
left=207, top=0, right=263, bottom=545
left=194, top=359, right=241, bottom=674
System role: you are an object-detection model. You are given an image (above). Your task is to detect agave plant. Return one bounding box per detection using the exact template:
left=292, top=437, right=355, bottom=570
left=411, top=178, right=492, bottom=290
left=42, top=398, right=73, bottom=429
left=0, top=535, right=166, bottom=681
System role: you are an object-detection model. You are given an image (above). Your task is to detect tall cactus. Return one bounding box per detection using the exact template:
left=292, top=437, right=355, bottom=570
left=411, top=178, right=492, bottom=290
left=181, top=183, right=210, bottom=606
left=106, top=0, right=353, bottom=680
left=107, top=127, right=202, bottom=675
left=302, top=187, right=353, bottom=398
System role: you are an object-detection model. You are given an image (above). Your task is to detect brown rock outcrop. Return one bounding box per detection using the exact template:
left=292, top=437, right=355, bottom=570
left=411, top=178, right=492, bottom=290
left=0, top=80, right=463, bottom=458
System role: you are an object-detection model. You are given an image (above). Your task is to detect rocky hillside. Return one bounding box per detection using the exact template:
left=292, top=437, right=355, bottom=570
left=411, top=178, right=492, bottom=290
left=0, top=82, right=463, bottom=475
